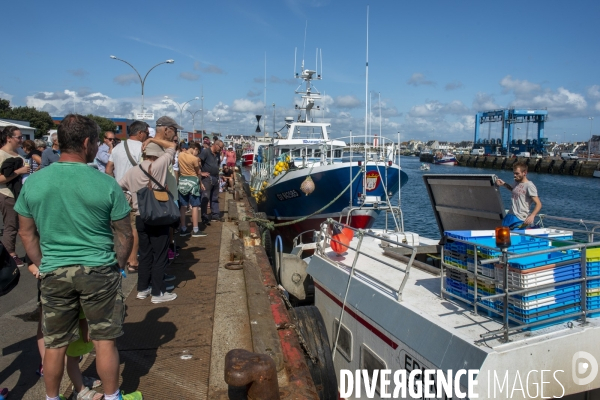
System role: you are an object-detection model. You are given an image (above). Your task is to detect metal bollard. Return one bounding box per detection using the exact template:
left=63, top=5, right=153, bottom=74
left=225, top=349, right=280, bottom=400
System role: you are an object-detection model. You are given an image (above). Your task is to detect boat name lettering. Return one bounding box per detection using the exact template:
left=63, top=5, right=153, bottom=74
left=302, top=140, right=321, bottom=144
left=276, top=190, right=300, bottom=201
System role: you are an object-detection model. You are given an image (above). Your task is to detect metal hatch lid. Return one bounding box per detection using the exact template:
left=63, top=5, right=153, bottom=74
left=422, top=174, right=506, bottom=237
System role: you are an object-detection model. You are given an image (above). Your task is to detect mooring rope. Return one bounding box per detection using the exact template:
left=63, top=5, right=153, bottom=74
left=247, top=168, right=364, bottom=231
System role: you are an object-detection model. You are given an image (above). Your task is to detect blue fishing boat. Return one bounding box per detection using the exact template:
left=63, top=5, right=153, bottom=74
left=249, top=59, right=407, bottom=242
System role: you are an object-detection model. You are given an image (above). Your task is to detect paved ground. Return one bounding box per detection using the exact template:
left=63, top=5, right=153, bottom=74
left=0, top=192, right=241, bottom=399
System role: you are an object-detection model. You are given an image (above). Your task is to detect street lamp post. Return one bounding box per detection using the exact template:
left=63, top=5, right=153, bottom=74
left=589, top=117, right=594, bottom=161
left=163, top=96, right=199, bottom=128
left=187, top=109, right=202, bottom=139
left=109, top=56, right=174, bottom=117
left=272, top=103, right=276, bottom=137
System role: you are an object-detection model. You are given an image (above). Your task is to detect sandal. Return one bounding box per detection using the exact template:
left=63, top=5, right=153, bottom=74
left=74, top=387, right=104, bottom=400
left=82, top=375, right=102, bottom=389
left=126, top=263, right=138, bottom=273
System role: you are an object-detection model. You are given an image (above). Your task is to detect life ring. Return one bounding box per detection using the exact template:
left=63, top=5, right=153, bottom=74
left=293, top=306, right=338, bottom=400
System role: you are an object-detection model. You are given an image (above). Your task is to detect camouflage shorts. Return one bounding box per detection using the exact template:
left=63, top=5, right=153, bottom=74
left=40, top=264, right=125, bottom=348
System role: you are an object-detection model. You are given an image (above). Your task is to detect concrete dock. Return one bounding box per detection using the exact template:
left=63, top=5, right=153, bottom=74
left=0, top=177, right=319, bottom=399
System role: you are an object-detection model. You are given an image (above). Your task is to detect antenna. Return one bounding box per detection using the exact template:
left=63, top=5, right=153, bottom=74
left=320, top=48, right=323, bottom=79
left=264, top=52, right=267, bottom=136
left=294, top=47, right=297, bottom=78
left=302, top=21, right=307, bottom=71
left=364, top=6, right=369, bottom=149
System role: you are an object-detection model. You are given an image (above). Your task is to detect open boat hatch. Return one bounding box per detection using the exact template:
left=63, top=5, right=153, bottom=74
left=423, top=174, right=505, bottom=237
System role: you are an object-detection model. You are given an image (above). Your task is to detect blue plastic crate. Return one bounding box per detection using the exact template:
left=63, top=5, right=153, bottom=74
left=509, top=305, right=581, bottom=324
left=496, top=283, right=581, bottom=301
left=506, top=252, right=580, bottom=270
left=507, top=295, right=582, bottom=315
left=445, top=230, right=495, bottom=241
left=586, top=261, right=600, bottom=276
left=586, top=279, right=600, bottom=289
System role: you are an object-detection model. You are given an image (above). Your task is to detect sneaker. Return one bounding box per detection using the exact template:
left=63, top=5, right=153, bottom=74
left=179, top=228, right=190, bottom=237
left=192, top=230, right=207, bottom=237
left=202, top=218, right=211, bottom=226
left=12, top=256, right=24, bottom=267
left=164, top=274, right=176, bottom=282
left=121, top=390, right=143, bottom=400
left=151, top=292, right=177, bottom=303
left=165, top=284, right=174, bottom=291
left=136, top=287, right=152, bottom=299
left=167, top=249, right=177, bottom=260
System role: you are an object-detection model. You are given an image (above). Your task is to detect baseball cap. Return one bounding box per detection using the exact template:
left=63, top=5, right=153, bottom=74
left=144, top=143, right=165, bottom=157
left=156, top=116, right=183, bottom=130
left=203, top=137, right=211, bottom=145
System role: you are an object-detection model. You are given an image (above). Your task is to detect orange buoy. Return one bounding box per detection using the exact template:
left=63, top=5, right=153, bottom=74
left=330, top=223, right=351, bottom=254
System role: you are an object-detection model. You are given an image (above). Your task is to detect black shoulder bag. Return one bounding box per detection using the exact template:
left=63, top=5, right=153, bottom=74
left=0, top=243, right=20, bottom=297
left=137, top=164, right=179, bottom=226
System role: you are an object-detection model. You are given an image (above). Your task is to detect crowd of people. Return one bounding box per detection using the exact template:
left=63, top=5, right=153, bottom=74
left=0, top=114, right=237, bottom=400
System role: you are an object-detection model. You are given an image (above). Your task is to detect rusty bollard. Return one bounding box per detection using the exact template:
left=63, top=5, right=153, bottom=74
left=225, top=349, right=280, bottom=400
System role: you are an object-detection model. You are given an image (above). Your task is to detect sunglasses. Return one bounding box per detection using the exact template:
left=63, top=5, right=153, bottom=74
left=106, top=138, right=115, bottom=141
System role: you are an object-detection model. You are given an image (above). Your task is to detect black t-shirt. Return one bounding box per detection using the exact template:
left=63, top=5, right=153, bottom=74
left=222, top=169, right=233, bottom=177
left=200, top=148, right=220, bottom=177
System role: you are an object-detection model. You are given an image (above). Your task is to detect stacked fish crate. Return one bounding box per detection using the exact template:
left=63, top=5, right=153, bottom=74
left=585, top=248, right=600, bottom=317
left=442, top=229, right=597, bottom=326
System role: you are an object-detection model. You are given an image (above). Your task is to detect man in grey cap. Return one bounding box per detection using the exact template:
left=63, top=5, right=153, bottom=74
left=119, top=137, right=178, bottom=303
left=153, top=116, right=181, bottom=212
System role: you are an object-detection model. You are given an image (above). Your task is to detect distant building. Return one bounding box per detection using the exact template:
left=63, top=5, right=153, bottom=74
left=0, top=119, right=36, bottom=140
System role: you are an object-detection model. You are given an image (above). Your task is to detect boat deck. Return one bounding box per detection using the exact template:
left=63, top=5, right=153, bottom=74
left=320, top=234, right=599, bottom=350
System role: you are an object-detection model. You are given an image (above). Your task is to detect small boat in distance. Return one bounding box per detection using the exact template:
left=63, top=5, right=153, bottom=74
left=419, top=162, right=430, bottom=171
left=433, top=151, right=458, bottom=166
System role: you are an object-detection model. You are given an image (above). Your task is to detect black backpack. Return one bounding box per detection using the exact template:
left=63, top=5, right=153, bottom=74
left=0, top=243, right=20, bottom=297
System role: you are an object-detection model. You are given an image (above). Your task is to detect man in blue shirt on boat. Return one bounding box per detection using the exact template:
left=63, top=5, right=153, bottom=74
left=496, top=161, right=542, bottom=229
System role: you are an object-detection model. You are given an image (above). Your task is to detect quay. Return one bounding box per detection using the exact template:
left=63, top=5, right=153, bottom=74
left=0, top=172, right=319, bottom=399
left=420, top=153, right=600, bottom=177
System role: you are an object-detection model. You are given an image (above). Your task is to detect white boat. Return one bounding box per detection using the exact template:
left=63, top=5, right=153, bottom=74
left=277, top=174, right=600, bottom=399
left=419, top=162, right=430, bottom=171
left=433, top=152, right=458, bottom=166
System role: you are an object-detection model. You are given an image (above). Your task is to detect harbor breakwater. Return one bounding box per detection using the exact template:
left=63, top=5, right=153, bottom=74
left=419, top=153, right=600, bottom=177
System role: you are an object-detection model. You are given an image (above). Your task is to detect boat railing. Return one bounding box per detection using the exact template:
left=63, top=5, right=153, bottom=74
left=340, top=205, right=404, bottom=233
left=440, top=227, right=600, bottom=342
left=318, top=219, right=419, bottom=362
left=337, top=134, right=397, bottom=163
left=317, top=219, right=417, bottom=303
left=537, top=214, right=600, bottom=242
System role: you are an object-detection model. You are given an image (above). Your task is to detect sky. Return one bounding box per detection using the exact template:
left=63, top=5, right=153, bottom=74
left=2, top=0, right=599, bottom=143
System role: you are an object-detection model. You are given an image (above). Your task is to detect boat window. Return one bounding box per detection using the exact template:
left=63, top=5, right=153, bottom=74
left=292, top=149, right=301, bottom=157
left=334, top=150, right=342, bottom=158
left=360, top=345, right=386, bottom=394
left=333, top=319, right=352, bottom=361
left=314, top=149, right=321, bottom=157
left=326, top=151, right=331, bottom=158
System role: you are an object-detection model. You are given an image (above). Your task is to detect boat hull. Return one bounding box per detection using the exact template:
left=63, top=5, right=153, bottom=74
left=256, top=163, right=407, bottom=243
left=242, top=152, right=254, bottom=166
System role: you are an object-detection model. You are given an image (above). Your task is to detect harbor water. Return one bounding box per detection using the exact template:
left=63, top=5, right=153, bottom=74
left=373, top=155, right=600, bottom=239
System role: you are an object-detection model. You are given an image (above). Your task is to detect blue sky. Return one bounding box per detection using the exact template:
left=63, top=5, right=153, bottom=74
left=2, top=0, right=599, bottom=143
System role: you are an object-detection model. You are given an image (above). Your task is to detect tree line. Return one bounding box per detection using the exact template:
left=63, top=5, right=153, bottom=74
left=0, top=98, right=117, bottom=139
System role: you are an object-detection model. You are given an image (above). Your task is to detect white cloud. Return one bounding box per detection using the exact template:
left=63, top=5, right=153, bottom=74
left=445, top=81, right=463, bottom=91
left=588, top=85, right=600, bottom=99
left=334, top=95, right=361, bottom=109
left=113, top=74, right=139, bottom=86
left=0, top=91, right=13, bottom=101
left=514, top=87, right=587, bottom=116
left=407, top=73, right=435, bottom=87
left=231, top=99, right=264, bottom=113
left=472, top=92, right=499, bottom=111
left=500, top=75, right=541, bottom=96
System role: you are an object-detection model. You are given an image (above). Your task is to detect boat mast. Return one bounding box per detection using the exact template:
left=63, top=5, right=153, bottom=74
left=363, top=6, right=369, bottom=197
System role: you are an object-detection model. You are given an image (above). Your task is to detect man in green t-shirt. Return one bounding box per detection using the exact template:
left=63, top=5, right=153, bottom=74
left=15, top=115, right=139, bottom=400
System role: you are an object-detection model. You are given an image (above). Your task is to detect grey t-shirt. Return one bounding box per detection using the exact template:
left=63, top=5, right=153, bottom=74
left=510, top=180, right=538, bottom=220
left=200, top=148, right=220, bottom=177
